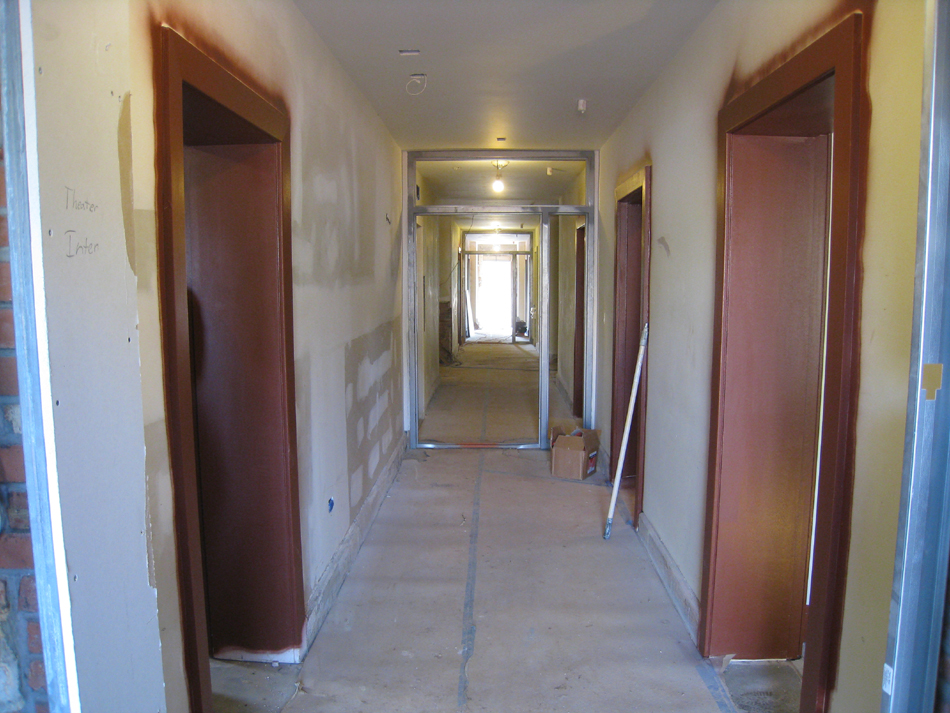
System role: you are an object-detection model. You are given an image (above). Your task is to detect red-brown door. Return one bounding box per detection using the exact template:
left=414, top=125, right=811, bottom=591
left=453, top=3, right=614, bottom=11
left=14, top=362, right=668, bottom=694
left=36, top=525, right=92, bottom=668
left=704, top=133, right=829, bottom=659
left=185, top=142, right=304, bottom=656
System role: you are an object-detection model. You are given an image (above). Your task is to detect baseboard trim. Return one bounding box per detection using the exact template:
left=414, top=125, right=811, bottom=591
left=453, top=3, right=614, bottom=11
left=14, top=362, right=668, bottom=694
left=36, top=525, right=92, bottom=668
left=636, top=512, right=701, bottom=645
left=299, top=432, right=408, bottom=659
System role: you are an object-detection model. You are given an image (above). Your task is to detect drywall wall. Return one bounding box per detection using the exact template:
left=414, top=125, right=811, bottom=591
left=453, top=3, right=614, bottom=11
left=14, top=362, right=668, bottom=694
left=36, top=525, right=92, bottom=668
left=597, top=0, right=923, bottom=710
left=418, top=215, right=441, bottom=411
left=556, top=215, right=577, bottom=401
left=27, top=0, right=167, bottom=709
left=549, top=218, right=560, bottom=357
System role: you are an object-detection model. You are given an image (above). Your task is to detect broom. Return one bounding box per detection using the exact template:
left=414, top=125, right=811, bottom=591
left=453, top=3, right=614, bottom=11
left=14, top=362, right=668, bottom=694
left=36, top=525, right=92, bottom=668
left=604, top=322, right=648, bottom=540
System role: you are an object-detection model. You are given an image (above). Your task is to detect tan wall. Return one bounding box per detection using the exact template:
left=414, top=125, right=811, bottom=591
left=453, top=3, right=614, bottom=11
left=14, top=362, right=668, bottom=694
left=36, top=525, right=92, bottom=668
left=554, top=172, right=588, bottom=400
left=597, top=1, right=924, bottom=710
left=556, top=215, right=576, bottom=398
left=418, top=215, right=441, bottom=411
left=549, top=218, right=560, bottom=357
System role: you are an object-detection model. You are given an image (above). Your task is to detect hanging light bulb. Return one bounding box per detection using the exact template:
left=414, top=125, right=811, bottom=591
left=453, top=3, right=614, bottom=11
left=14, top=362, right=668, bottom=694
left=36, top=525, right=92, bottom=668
left=491, top=160, right=509, bottom=193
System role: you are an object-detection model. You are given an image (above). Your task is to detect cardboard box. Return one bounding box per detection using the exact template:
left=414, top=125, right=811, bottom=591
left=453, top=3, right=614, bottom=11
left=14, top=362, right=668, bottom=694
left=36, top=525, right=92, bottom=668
left=550, top=426, right=600, bottom=480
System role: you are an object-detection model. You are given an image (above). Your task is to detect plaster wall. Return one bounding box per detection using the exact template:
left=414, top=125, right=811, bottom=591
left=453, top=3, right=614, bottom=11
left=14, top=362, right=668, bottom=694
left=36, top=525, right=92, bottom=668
left=28, top=0, right=404, bottom=707
left=556, top=172, right=587, bottom=408
left=417, top=215, right=440, bottom=411
left=549, top=219, right=559, bottom=356
left=28, top=0, right=168, bottom=709
left=597, top=1, right=922, bottom=710
left=556, top=215, right=577, bottom=401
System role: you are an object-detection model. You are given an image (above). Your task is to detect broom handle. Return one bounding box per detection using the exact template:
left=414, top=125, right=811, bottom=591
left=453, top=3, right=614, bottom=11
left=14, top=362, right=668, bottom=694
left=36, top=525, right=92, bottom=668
left=604, top=323, right=648, bottom=540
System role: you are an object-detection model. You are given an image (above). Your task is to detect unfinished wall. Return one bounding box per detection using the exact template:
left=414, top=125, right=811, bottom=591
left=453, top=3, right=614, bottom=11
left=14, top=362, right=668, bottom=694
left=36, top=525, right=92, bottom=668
left=556, top=216, right=576, bottom=400
left=555, top=173, right=587, bottom=407
left=417, top=215, right=440, bottom=411
left=597, top=0, right=922, bottom=710
left=27, top=0, right=168, bottom=708
left=5, top=0, right=410, bottom=707
left=549, top=219, right=559, bottom=358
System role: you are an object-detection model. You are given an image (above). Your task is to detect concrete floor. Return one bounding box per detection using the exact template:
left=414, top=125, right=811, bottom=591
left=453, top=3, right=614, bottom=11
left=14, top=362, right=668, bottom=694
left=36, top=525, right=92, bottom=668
left=210, top=659, right=301, bottom=712
left=282, top=449, right=736, bottom=712
left=722, top=660, right=801, bottom=713
left=419, top=341, right=573, bottom=445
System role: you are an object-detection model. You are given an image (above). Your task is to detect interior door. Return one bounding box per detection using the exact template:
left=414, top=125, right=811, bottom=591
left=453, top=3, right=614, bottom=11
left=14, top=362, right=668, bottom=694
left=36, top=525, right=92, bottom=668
left=704, top=133, right=829, bottom=659
left=185, top=141, right=304, bottom=656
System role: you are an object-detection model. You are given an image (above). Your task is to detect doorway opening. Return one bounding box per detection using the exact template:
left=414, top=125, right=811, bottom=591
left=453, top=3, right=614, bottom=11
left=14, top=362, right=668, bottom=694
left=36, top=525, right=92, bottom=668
left=700, top=15, right=865, bottom=713
left=475, top=254, right=513, bottom=334
left=463, top=232, right=532, bottom=344
left=610, top=166, right=651, bottom=529
left=409, top=153, right=595, bottom=449
left=158, top=29, right=304, bottom=712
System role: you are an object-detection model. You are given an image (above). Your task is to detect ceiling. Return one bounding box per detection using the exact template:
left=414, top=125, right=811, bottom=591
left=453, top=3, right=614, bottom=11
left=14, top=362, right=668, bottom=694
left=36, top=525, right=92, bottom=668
left=417, top=160, right=586, bottom=205
left=294, top=0, right=718, bottom=150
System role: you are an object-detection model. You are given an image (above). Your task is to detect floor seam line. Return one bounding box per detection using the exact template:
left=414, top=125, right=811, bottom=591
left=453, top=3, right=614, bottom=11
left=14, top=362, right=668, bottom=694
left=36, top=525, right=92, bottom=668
left=457, top=451, right=484, bottom=709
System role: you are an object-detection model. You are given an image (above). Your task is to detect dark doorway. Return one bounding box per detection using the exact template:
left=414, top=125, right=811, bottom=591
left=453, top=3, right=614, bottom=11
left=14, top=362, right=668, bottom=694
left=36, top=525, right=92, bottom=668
left=700, top=16, right=865, bottom=713
left=610, top=167, right=651, bottom=528
left=159, top=29, right=304, bottom=712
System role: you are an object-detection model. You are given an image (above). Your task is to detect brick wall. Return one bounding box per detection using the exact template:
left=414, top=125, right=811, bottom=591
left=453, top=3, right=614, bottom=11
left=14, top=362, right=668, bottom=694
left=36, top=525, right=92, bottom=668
left=0, top=98, right=45, bottom=713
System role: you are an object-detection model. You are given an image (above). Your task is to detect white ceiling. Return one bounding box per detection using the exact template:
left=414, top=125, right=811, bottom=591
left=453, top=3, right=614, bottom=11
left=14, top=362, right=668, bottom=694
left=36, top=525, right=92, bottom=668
left=294, top=0, right=718, bottom=150
left=417, top=159, right=586, bottom=204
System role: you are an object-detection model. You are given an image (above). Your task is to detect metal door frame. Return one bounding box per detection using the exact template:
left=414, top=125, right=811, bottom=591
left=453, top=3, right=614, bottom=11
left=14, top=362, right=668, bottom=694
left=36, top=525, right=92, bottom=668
left=883, top=0, right=950, bottom=710
left=405, top=150, right=596, bottom=450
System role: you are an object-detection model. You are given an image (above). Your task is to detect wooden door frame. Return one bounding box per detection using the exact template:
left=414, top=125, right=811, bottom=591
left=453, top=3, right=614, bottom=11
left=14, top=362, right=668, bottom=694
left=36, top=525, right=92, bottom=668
left=611, top=166, right=651, bottom=528
left=699, top=15, right=865, bottom=713
left=157, top=28, right=301, bottom=713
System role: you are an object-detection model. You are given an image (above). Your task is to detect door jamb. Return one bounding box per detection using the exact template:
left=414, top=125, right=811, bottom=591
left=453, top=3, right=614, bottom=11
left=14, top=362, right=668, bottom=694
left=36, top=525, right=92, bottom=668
left=699, top=15, right=865, bottom=712
left=157, top=28, right=300, bottom=713
left=611, top=165, right=651, bottom=528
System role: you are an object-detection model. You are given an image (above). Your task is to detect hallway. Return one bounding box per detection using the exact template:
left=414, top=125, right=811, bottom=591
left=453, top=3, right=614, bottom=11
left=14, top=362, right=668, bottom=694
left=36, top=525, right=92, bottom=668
left=281, top=449, right=733, bottom=712
left=419, top=342, right=573, bottom=445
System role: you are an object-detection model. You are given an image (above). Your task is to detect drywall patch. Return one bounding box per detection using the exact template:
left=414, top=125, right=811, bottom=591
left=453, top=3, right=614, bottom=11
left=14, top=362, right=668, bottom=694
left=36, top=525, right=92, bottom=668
left=143, top=420, right=163, bottom=589
left=723, top=0, right=876, bottom=106
left=294, top=354, right=312, bottom=509
left=133, top=209, right=156, bottom=291
left=344, top=318, right=403, bottom=520
left=293, top=113, right=379, bottom=288
left=150, top=11, right=289, bottom=119
left=118, top=92, right=134, bottom=275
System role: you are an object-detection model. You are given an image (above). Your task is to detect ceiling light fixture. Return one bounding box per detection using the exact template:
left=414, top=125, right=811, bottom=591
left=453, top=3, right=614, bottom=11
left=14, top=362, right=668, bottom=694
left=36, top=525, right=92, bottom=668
left=406, top=73, right=427, bottom=96
left=577, top=99, right=587, bottom=114
left=491, top=160, right=509, bottom=193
